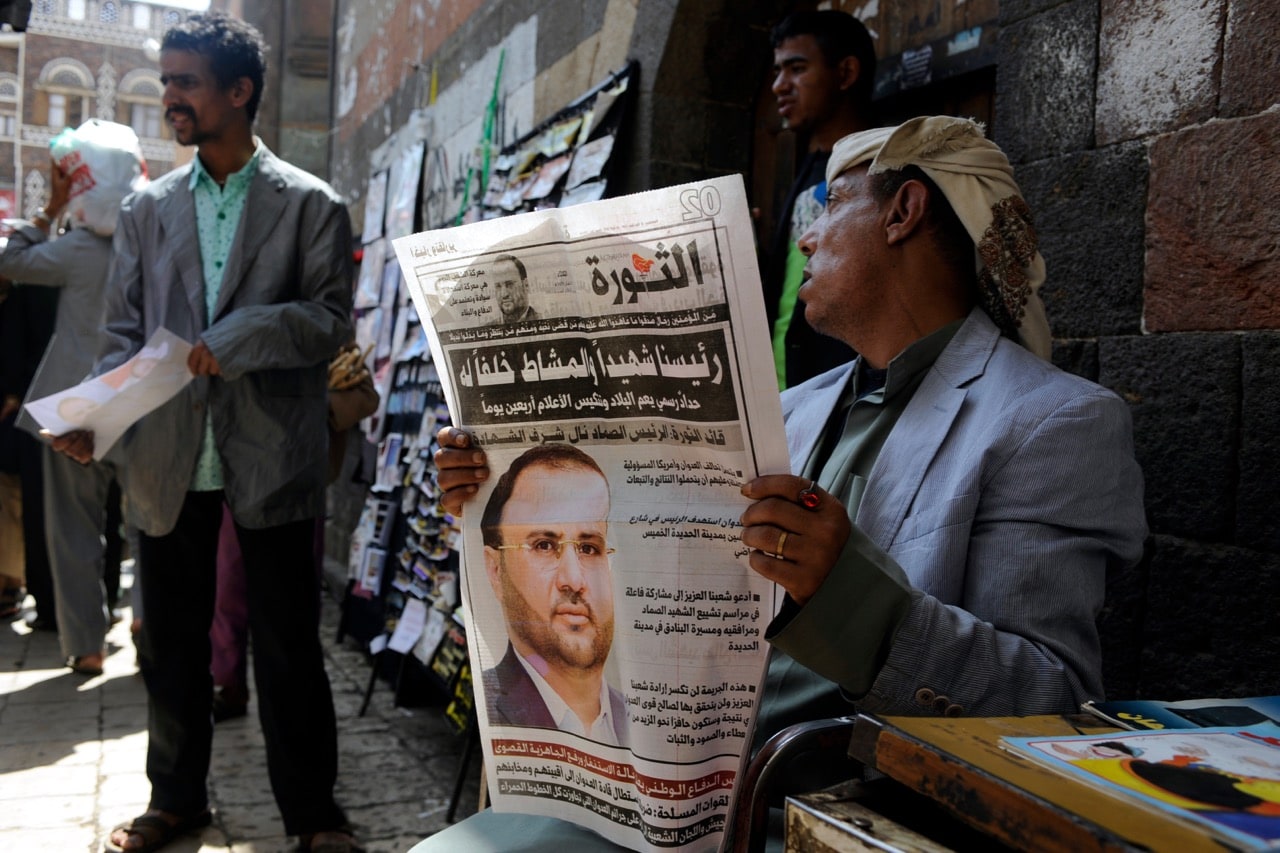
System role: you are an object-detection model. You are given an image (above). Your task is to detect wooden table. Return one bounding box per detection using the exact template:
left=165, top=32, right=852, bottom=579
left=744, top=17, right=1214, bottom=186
left=786, top=713, right=1237, bottom=852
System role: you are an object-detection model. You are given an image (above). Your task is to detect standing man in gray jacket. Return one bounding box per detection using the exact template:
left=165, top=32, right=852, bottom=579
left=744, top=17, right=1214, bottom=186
left=51, top=12, right=361, bottom=853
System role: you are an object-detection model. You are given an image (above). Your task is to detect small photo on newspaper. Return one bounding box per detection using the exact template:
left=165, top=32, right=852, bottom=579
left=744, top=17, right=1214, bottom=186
left=24, top=327, right=193, bottom=459
left=394, top=176, right=789, bottom=852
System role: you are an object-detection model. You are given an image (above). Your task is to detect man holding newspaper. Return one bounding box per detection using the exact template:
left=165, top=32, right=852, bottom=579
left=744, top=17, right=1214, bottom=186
left=420, top=116, right=1147, bottom=849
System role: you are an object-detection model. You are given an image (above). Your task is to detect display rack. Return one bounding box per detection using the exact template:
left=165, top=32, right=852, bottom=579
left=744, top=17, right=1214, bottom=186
left=340, top=61, right=641, bottom=748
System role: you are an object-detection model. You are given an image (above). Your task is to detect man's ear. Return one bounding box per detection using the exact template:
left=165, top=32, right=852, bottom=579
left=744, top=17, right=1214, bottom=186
left=484, top=546, right=502, bottom=596
left=884, top=179, right=930, bottom=246
left=227, top=76, right=254, bottom=110
left=836, top=56, right=861, bottom=92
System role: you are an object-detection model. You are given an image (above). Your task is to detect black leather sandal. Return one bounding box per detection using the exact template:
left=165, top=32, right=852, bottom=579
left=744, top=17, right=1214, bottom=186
left=104, top=809, right=213, bottom=852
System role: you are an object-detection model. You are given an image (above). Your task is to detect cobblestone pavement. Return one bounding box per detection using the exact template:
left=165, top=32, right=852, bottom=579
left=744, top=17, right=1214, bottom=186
left=0, top=564, right=483, bottom=852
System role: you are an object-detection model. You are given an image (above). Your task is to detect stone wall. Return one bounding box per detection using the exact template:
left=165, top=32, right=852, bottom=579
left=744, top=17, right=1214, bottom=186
left=999, top=0, right=1280, bottom=700
left=289, top=0, right=1278, bottom=701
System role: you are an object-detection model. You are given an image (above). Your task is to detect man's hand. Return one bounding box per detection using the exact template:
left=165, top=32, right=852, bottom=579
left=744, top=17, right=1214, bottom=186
left=187, top=340, right=222, bottom=376
left=432, top=427, right=488, bottom=516
left=47, top=161, right=71, bottom=217
left=41, top=429, right=95, bottom=464
left=740, top=475, right=851, bottom=605
left=0, top=394, right=19, bottom=422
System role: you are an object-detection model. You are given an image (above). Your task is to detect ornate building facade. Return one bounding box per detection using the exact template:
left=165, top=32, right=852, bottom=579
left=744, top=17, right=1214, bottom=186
left=0, top=0, right=192, bottom=218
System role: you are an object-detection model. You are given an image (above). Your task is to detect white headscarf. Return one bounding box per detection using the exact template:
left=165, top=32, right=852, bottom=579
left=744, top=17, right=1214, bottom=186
left=826, top=116, right=1051, bottom=359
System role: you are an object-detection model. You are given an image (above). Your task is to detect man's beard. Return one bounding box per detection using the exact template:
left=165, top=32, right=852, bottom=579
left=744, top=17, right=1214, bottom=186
left=166, top=107, right=204, bottom=144
left=501, top=575, right=613, bottom=672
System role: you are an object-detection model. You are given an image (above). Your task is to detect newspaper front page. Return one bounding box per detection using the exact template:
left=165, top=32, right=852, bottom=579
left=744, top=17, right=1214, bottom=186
left=393, top=176, right=789, bottom=851
left=24, top=327, right=193, bottom=458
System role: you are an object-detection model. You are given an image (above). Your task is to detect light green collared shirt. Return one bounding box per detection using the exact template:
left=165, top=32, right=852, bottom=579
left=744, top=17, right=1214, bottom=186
left=188, top=143, right=262, bottom=492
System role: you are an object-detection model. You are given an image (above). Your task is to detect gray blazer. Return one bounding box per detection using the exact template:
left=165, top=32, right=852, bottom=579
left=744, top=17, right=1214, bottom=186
left=0, top=223, right=114, bottom=436
left=769, top=309, right=1147, bottom=717
left=96, top=146, right=352, bottom=535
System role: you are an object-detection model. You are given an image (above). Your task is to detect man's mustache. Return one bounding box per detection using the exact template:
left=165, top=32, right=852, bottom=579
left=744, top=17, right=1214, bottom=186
left=166, top=107, right=195, bottom=122
left=554, top=591, right=594, bottom=622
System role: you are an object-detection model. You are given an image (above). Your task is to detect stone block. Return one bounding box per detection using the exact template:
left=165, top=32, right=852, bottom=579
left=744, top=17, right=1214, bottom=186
left=215, top=802, right=280, bottom=842
left=339, top=0, right=402, bottom=62
left=1099, top=333, right=1239, bottom=540
left=1097, top=535, right=1152, bottom=699
left=1222, top=0, right=1280, bottom=117
left=335, top=766, right=443, bottom=808
left=999, top=0, right=1072, bottom=25
left=649, top=160, right=707, bottom=190
left=1096, top=0, right=1224, bottom=144
left=340, top=800, right=441, bottom=844
left=702, top=12, right=771, bottom=107
left=1239, top=333, right=1280, bottom=552
left=1051, top=338, right=1099, bottom=382
left=705, top=101, right=753, bottom=172
left=529, top=0, right=596, bottom=73
left=4, top=828, right=97, bottom=852
left=0, top=763, right=96, bottom=797
left=1145, top=110, right=1280, bottom=332
left=994, top=0, right=1097, bottom=162
left=0, top=739, right=98, bottom=773
left=94, top=771, right=151, bottom=809
left=1139, top=535, right=1280, bottom=698
left=1020, top=143, right=1147, bottom=337
left=4, top=795, right=95, bottom=830
left=210, top=773, right=276, bottom=807
left=1, top=695, right=98, bottom=723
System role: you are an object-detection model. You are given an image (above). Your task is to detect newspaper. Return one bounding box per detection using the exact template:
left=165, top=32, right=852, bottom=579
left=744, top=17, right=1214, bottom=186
left=393, top=175, right=789, bottom=851
left=24, top=327, right=193, bottom=459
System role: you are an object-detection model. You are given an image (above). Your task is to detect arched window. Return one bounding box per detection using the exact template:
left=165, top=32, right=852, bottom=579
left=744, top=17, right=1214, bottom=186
left=0, top=74, right=17, bottom=139
left=67, top=0, right=85, bottom=19
left=118, top=69, right=166, bottom=139
left=131, top=3, right=150, bottom=29
left=34, top=0, right=56, bottom=16
left=100, top=1, right=118, bottom=24
left=38, top=60, right=94, bottom=131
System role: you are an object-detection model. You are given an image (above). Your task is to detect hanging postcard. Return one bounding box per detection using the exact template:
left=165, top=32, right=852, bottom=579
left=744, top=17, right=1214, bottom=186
left=385, top=140, right=425, bottom=241
left=362, top=169, right=389, bottom=244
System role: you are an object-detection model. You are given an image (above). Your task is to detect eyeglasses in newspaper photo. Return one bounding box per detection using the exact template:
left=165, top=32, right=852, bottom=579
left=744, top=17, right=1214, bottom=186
left=495, top=536, right=616, bottom=568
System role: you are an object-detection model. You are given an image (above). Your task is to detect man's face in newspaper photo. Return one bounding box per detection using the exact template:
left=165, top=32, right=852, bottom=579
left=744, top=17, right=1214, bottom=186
left=491, top=255, right=530, bottom=322
left=57, top=395, right=99, bottom=426
left=484, top=459, right=616, bottom=676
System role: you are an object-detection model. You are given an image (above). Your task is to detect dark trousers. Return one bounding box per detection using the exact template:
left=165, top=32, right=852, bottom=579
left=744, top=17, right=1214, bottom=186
left=104, top=480, right=124, bottom=609
left=17, top=429, right=55, bottom=623
left=137, top=490, right=344, bottom=835
left=212, top=504, right=326, bottom=692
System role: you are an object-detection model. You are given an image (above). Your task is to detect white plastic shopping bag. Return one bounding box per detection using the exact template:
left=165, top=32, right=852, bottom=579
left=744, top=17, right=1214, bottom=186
left=49, top=119, right=148, bottom=236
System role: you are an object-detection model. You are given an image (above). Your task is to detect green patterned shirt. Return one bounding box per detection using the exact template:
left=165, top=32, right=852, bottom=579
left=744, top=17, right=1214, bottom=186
left=188, top=144, right=262, bottom=491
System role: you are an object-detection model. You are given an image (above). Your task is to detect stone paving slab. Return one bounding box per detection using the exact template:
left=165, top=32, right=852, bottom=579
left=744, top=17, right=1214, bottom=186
left=0, top=737, right=101, bottom=771
left=0, top=760, right=100, bottom=798
left=2, top=793, right=97, bottom=828
left=3, top=825, right=99, bottom=851
left=96, top=770, right=152, bottom=809
left=0, top=565, right=483, bottom=853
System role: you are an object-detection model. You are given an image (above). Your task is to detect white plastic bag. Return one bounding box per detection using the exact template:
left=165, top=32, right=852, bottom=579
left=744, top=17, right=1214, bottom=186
left=49, top=119, right=148, bottom=236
